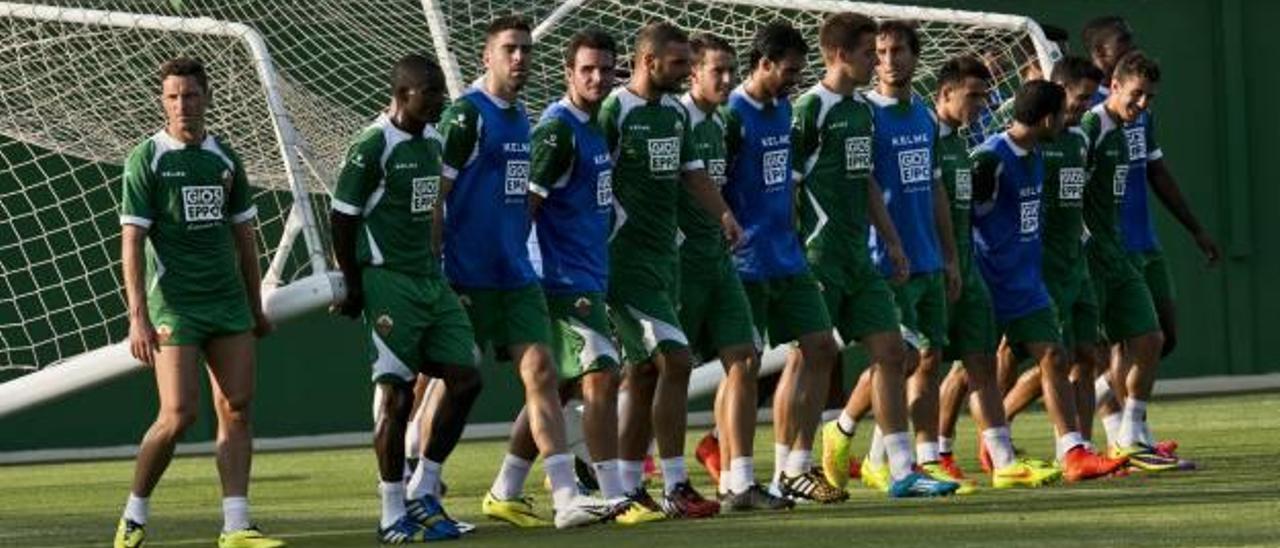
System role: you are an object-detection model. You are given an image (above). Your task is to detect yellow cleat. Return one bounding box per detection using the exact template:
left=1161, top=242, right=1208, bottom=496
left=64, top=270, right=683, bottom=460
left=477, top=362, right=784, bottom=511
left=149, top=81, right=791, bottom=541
left=921, top=462, right=977, bottom=495
left=482, top=492, right=551, bottom=528
left=859, top=457, right=891, bottom=493
left=114, top=519, right=145, bottom=548
left=821, top=421, right=853, bottom=489
left=613, top=499, right=666, bottom=525
left=992, top=458, right=1063, bottom=488
left=217, top=527, right=285, bottom=548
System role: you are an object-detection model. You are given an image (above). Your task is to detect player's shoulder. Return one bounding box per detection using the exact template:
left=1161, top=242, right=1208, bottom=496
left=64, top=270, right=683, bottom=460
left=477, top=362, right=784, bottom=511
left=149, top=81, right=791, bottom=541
left=1066, top=125, right=1090, bottom=147
left=202, top=133, right=240, bottom=170
left=969, top=132, right=1003, bottom=159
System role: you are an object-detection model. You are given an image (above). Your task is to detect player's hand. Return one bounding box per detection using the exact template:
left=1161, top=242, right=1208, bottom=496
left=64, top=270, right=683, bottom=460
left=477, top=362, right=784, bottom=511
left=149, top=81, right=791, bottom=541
left=1194, top=230, right=1222, bottom=266
left=252, top=310, right=274, bottom=339
left=888, top=243, right=911, bottom=285
left=333, top=287, right=364, bottom=319
left=944, top=261, right=962, bottom=303
left=128, top=316, right=159, bottom=366
left=721, top=211, right=744, bottom=249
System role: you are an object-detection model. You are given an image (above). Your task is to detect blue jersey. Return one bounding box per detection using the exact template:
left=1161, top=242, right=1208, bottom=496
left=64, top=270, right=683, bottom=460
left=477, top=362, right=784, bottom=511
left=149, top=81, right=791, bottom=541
left=1089, top=84, right=1110, bottom=108
left=440, top=87, right=537, bottom=289
left=1118, top=110, right=1162, bottom=253
left=531, top=98, right=613, bottom=294
left=970, top=132, right=1051, bottom=322
left=721, top=87, right=807, bottom=282
left=865, top=91, right=942, bottom=276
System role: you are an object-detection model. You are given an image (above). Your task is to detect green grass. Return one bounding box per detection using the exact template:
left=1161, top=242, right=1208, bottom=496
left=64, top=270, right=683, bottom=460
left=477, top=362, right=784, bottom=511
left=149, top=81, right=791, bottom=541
left=4, top=392, right=1280, bottom=547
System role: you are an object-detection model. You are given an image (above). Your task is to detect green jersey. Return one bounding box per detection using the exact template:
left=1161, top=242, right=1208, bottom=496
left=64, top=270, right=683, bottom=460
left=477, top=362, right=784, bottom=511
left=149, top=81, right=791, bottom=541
left=1081, top=104, right=1131, bottom=269
left=677, top=94, right=729, bottom=266
left=935, top=121, right=972, bottom=273
left=1040, top=126, right=1090, bottom=280
left=792, top=85, right=876, bottom=268
left=332, top=114, right=443, bottom=278
left=120, top=131, right=255, bottom=308
left=600, top=87, right=701, bottom=261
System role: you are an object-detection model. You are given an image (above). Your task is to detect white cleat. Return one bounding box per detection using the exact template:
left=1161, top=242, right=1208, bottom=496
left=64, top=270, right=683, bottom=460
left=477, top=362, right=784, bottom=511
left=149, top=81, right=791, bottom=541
left=553, top=494, right=617, bottom=529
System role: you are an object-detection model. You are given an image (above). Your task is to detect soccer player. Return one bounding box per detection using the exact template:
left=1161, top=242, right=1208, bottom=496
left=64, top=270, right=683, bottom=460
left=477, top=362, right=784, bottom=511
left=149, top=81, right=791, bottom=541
left=1082, top=16, right=1135, bottom=105
left=115, top=57, right=283, bottom=548
left=928, top=55, right=1061, bottom=489
left=329, top=54, right=484, bottom=542
left=602, top=21, right=742, bottom=518
left=969, top=80, right=1127, bottom=481
left=797, top=13, right=959, bottom=498
left=433, top=16, right=614, bottom=528
left=679, top=33, right=793, bottom=511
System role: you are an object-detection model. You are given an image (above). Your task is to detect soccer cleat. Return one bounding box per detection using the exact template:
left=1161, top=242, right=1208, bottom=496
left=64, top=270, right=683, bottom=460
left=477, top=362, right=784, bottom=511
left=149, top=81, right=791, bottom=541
left=1063, top=446, right=1130, bottom=481
left=920, top=462, right=977, bottom=495
left=612, top=498, right=666, bottom=525
left=481, top=492, right=551, bottom=528
left=377, top=516, right=434, bottom=544
left=625, top=487, right=663, bottom=513
left=405, top=494, right=462, bottom=539
left=114, top=518, right=145, bottom=548
left=978, top=436, right=993, bottom=474
left=992, top=458, right=1063, bottom=488
left=1154, top=439, right=1179, bottom=457
left=723, top=483, right=795, bottom=512
left=695, top=432, right=722, bottom=484
left=661, top=481, right=721, bottom=518
left=860, top=458, right=891, bottom=493
left=847, top=454, right=861, bottom=479
left=820, top=420, right=854, bottom=489
left=938, top=453, right=967, bottom=480
left=887, top=471, right=959, bottom=498
left=779, top=469, right=848, bottom=503
left=1115, top=445, right=1180, bottom=473
left=553, top=494, right=615, bottom=529
left=218, top=526, right=286, bottom=548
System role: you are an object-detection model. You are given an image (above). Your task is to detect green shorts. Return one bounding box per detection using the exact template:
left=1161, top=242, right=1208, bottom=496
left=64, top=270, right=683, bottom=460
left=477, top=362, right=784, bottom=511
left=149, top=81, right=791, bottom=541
left=892, top=272, right=948, bottom=351
left=546, top=292, right=620, bottom=380
left=1087, top=247, right=1160, bottom=342
left=679, top=254, right=759, bottom=362
left=454, top=283, right=551, bottom=362
left=609, top=258, right=688, bottom=364
left=1128, top=249, right=1176, bottom=308
left=812, top=259, right=899, bottom=345
left=743, top=271, right=832, bottom=348
left=363, top=268, right=476, bottom=383
left=944, top=266, right=996, bottom=360
left=1045, top=268, right=1101, bottom=349
left=999, top=306, right=1063, bottom=349
left=149, top=295, right=252, bottom=347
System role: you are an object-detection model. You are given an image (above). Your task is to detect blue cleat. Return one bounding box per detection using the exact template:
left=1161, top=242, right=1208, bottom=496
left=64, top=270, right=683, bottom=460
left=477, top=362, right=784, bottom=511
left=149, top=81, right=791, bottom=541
left=888, top=471, right=960, bottom=498
left=405, top=495, right=462, bottom=540
left=378, top=514, right=457, bottom=544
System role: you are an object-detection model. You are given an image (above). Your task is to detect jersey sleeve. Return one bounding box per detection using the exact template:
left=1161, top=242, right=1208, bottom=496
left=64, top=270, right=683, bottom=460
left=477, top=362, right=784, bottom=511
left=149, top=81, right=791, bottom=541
left=119, top=141, right=156, bottom=228
left=720, top=104, right=743, bottom=163
left=529, top=117, right=574, bottom=198
left=331, top=129, right=384, bottom=216
left=599, top=94, right=622, bottom=155
left=438, top=98, right=480, bottom=180
left=790, top=94, right=821, bottom=182
left=970, top=148, right=1001, bottom=204
left=224, top=144, right=257, bottom=224
left=677, top=102, right=705, bottom=172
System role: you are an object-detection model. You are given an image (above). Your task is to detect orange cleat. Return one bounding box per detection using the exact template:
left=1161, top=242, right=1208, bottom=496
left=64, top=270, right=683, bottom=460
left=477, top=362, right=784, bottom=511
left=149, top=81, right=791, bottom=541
left=939, top=453, right=968, bottom=480
left=1062, top=446, right=1128, bottom=482
left=695, top=432, right=722, bottom=484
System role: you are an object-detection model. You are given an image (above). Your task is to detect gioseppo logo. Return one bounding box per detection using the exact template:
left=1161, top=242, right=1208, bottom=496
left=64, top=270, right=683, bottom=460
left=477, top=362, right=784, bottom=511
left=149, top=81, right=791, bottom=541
left=181, top=186, right=224, bottom=222
left=410, top=176, right=439, bottom=213
left=504, top=160, right=530, bottom=196
left=707, top=159, right=727, bottom=187
left=647, top=137, right=680, bottom=173
left=898, top=147, right=932, bottom=187
left=1124, top=127, right=1147, bottom=161
left=763, top=150, right=788, bottom=186
left=1019, top=200, right=1041, bottom=234
left=596, top=170, right=613, bottom=207
left=1059, top=168, right=1085, bottom=201
left=844, top=136, right=871, bottom=172
left=954, top=169, right=972, bottom=207
left=1113, top=165, right=1129, bottom=197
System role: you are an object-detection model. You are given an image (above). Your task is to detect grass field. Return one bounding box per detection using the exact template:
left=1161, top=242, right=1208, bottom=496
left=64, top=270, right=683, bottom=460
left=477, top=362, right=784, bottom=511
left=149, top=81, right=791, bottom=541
left=4, top=392, right=1280, bottom=547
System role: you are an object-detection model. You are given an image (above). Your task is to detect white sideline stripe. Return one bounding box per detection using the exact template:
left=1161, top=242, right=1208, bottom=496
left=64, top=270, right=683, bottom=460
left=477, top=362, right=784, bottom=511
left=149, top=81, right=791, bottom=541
left=3, top=373, right=1279, bottom=465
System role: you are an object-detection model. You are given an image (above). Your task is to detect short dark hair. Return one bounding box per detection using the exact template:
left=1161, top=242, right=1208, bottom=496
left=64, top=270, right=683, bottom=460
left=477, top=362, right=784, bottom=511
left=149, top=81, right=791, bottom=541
left=485, top=14, right=531, bottom=44
left=749, top=20, right=808, bottom=69
left=390, top=53, right=444, bottom=94
left=565, top=29, right=617, bottom=67
left=690, top=32, right=735, bottom=65
left=937, top=55, right=992, bottom=92
left=159, top=57, right=209, bottom=93
left=1012, top=80, right=1065, bottom=126
left=1082, top=16, right=1132, bottom=53
left=877, top=20, right=920, bottom=56
left=1050, top=55, right=1104, bottom=87
left=1112, top=50, right=1160, bottom=84
left=635, top=20, right=689, bottom=58
left=818, top=12, right=878, bottom=53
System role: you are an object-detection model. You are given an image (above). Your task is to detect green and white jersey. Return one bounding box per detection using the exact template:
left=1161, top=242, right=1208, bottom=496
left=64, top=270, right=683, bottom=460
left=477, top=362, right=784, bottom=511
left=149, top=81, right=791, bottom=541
left=332, top=114, right=443, bottom=278
left=1081, top=104, right=1131, bottom=270
left=600, top=87, right=702, bottom=261
left=792, top=84, right=876, bottom=268
left=1040, top=125, right=1091, bottom=280
left=119, top=131, right=255, bottom=308
left=935, top=120, right=973, bottom=273
left=677, top=94, right=729, bottom=266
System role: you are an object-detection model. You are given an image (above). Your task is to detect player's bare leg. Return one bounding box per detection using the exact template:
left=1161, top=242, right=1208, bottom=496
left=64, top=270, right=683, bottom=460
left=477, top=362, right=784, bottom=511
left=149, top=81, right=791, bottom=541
left=205, top=332, right=258, bottom=500
left=908, top=348, right=943, bottom=463
left=937, top=363, right=968, bottom=448
left=130, top=345, right=203, bottom=498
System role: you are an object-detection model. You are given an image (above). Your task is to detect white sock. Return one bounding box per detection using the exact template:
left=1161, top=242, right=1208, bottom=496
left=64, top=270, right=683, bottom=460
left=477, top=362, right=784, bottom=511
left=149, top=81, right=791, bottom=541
left=544, top=453, right=578, bottom=510
left=1101, top=412, right=1122, bottom=448
left=836, top=411, right=857, bottom=437
left=981, top=427, right=1016, bottom=469
left=1094, top=375, right=1113, bottom=403
left=619, top=460, right=643, bottom=493
left=405, top=402, right=425, bottom=464
left=379, top=482, right=406, bottom=529
left=660, top=456, right=688, bottom=494
left=222, top=496, right=251, bottom=533
left=490, top=454, right=532, bottom=501
left=821, top=408, right=841, bottom=423
left=771, top=443, right=790, bottom=487
left=868, top=426, right=888, bottom=467
left=938, top=436, right=954, bottom=455
left=883, top=431, right=915, bottom=481
left=407, top=458, right=442, bottom=500
left=1119, top=398, right=1147, bottom=448
left=1139, top=420, right=1156, bottom=447
left=593, top=459, right=624, bottom=500
left=122, top=494, right=149, bottom=525
left=784, top=449, right=811, bottom=477
left=718, top=467, right=731, bottom=495
left=1056, top=431, right=1087, bottom=461
left=916, top=441, right=941, bottom=464
left=730, top=456, right=754, bottom=494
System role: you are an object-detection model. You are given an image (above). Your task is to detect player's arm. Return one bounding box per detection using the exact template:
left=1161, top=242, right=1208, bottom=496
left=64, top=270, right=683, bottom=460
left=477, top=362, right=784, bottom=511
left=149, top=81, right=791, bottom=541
left=528, top=118, right=574, bottom=217
left=683, top=106, right=742, bottom=247
left=932, top=162, right=961, bottom=301
left=868, top=175, right=910, bottom=284
left=119, top=147, right=157, bottom=365
left=789, top=94, right=820, bottom=186
left=1147, top=158, right=1221, bottom=265
left=432, top=100, right=480, bottom=256
left=329, top=133, right=381, bottom=318
left=225, top=151, right=269, bottom=337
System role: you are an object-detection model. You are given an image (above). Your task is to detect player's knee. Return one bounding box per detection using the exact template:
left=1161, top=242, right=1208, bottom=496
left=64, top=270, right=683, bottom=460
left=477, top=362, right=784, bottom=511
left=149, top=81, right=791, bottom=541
left=1135, top=331, right=1165, bottom=363
left=450, top=366, right=483, bottom=401
left=376, top=382, right=413, bottom=424
left=581, top=370, right=619, bottom=402
left=805, top=334, right=840, bottom=368
left=659, top=347, right=693, bottom=379
left=159, top=405, right=198, bottom=435
left=1160, top=331, right=1178, bottom=358
left=1039, top=346, right=1069, bottom=376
